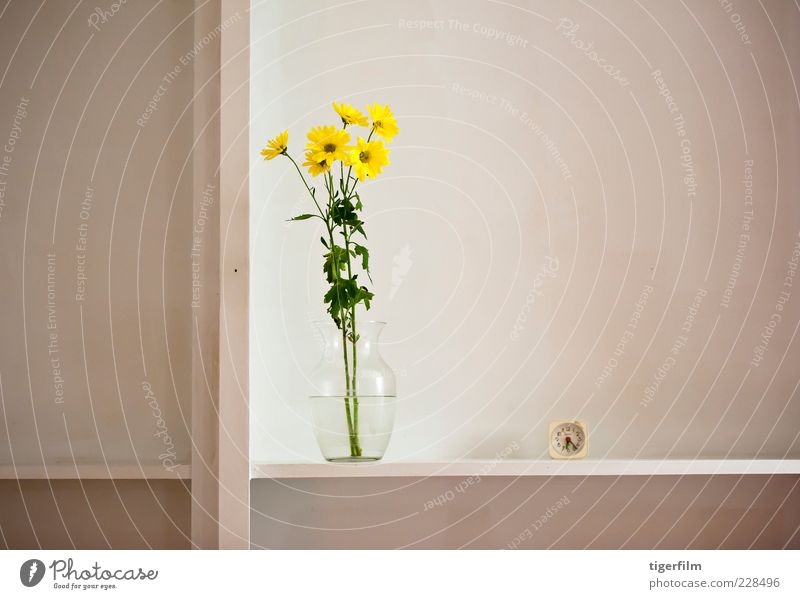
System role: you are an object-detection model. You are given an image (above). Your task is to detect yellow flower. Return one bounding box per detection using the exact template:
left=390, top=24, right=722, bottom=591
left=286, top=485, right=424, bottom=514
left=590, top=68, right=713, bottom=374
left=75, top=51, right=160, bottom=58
left=347, top=136, right=390, bottom=182
left=367, top=103, right=399, bottom=142
left=260, top=130, right=288, bottom=160
left=302, top=152, right=331, bottom=177
left=306, top=125, right=351, bottom=164
left=333, top=101, right=368, bottom=127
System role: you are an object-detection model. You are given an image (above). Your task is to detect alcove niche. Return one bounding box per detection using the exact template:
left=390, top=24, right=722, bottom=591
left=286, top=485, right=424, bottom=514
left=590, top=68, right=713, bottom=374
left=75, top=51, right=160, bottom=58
left=245, top=0, right=800, bottom=549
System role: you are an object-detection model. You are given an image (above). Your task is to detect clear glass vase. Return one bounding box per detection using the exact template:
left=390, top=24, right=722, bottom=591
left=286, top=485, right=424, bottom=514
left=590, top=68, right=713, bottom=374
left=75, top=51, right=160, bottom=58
left=309, top=320, right=396, bottom=462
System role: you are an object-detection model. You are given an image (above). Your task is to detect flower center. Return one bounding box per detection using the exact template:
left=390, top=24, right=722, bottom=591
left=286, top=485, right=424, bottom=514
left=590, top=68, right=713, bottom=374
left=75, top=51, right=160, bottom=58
left=323, top=143, right=336, bottom=153
left=359, top=151, right=370, bottom=163
left=373, top=120, right=382, bottom=128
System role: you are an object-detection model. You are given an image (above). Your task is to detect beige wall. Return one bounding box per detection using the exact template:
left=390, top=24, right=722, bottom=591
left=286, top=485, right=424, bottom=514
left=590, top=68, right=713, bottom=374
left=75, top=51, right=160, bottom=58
left=0, top=479, right=190, bottom=549
left=1, top=0, right=798, bottom=551
left=0, top=0, right=197, bottom=548
left=250, top=0, right=800, bottom=462
left=0, top=0, right=193, bottom=470
left=251, top=475, right=800, bottom=549
left=249, top=0, right=800, bottom=548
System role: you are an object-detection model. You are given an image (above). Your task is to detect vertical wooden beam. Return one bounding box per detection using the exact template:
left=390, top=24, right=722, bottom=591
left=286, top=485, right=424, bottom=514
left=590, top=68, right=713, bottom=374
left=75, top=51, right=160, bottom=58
left=190, top=0, right=222, bottom=549
left=218, top=0, right=250, bottom=548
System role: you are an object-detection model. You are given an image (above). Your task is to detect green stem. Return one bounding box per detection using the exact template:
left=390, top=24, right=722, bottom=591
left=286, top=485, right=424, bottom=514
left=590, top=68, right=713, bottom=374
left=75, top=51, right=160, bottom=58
left=336, top=131, right=374, bottom=457
left=324, top=171, right=359, bottom=457
left=343, top=225, right=361, bottom=456
left=285, top=154, right=327, bottom=221
left=341, top=327, right=356, bottom=456
left=288, top=147, right=368, bottom=458
left=351, top=317, right=359, bottom=452
left=336, top=164, right=362, bottom=457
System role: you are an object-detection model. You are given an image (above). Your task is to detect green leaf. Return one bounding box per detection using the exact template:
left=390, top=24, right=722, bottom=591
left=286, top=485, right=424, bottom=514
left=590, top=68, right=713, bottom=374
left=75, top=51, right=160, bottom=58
left=357, top=285, right=374, bottom=310
left=322, top=245, right=349, bottom=283
left=324, top=277, right=364, bottom=325
left=320, top=236, right=329, bottom=248
left=330, top=200, right=356, bottom=225
left=323, top=284, right=342, bottom=326
left=288, top=214, right=316, bottom=221
left=353, top=244, right=372, bottom=282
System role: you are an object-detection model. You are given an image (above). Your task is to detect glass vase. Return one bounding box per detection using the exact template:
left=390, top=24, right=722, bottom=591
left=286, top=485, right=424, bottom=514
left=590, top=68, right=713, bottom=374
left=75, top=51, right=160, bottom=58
left=309, top=320, right=396, bottom=462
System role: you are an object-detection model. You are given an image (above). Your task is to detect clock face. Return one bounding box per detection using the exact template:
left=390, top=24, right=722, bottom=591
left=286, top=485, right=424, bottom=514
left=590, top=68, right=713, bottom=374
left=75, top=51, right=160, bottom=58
left=551, top=422, right=586, bottom=457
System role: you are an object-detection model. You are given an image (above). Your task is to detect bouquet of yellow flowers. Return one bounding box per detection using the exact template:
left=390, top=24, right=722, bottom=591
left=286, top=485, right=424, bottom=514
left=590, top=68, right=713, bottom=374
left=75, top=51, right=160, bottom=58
left=261, top=102, right=398, bottom=458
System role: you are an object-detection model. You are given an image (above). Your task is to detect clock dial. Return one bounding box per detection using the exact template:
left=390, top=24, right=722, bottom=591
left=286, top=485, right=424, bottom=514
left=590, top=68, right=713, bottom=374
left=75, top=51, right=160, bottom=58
left=550, top=422, right=586, bottom=456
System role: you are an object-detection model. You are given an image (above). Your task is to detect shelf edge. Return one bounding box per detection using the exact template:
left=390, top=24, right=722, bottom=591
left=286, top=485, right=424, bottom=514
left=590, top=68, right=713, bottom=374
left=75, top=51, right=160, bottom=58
left=250, top=459, right=800, bottom=479
left=0, top=464, right=192, bottom=480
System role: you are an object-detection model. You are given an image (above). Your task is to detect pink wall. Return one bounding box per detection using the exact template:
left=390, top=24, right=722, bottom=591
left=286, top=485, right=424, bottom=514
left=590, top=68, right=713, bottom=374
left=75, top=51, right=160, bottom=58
left=1, top=480, right=190, bottom=549
left=251, top=475, right=800, bottom=549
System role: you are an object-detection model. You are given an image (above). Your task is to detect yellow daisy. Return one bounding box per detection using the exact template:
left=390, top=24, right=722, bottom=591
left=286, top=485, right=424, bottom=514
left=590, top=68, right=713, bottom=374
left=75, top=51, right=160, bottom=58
left=333, top=101, right=368, bottom=127
left=306, top=125, right=351, bottom=165
left=347, top=136, right=390, bottom=182
left=302, top=152, right=331, bottom=177
left=367, top=103, right=399, bottom=142
left=260, top=130, right=288, bottom=160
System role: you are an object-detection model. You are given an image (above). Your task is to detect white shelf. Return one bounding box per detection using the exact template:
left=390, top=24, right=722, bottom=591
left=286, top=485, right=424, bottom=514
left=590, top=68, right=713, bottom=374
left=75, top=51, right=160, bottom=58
left=251, top=459, right=800, bottom=479
left=0, top=463, right=191, bottom=480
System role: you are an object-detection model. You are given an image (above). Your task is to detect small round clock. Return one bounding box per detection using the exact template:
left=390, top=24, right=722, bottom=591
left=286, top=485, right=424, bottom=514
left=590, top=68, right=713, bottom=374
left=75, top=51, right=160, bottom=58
left=548, top=420, right=588, bottom=459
